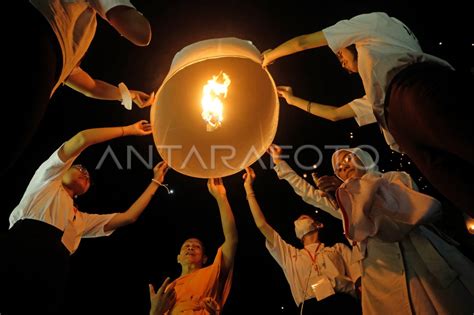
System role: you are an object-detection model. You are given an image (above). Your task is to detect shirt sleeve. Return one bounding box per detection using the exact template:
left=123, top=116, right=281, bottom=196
left=90, top=0, right=136, bottom=19
left=209, top=246, right=234, bottom=309
left=322, top=13, right=378, bottom=53
left=265, top=230, right=299, bottom=270
left=29, top=143, right=77, bottom=187
left=274, top=161, right=342, bottom=219
left=333, top=243, right=361, bottom=283
left=81, top=212, right=118, bottom=237
left=383, top=171, right=418, bottom=190
left=381, top=127, right=402, bottom=153
left=347, top=96, right=377, bottom=126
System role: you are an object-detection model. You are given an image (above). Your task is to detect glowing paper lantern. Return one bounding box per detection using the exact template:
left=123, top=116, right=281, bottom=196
left=151, top=38, right=279, bottom=178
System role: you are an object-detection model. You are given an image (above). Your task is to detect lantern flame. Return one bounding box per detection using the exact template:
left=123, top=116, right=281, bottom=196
left=201, top=71, right=231, bottom=131
left=464, top=213, right=474, bottom=235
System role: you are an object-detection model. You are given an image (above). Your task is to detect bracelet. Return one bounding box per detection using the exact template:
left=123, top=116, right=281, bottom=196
left=307, top=101, right=312, bottom=113
left=151, top=178, right=173, bottom=194
left=246, top=192, right=256, bottom=199
left=120, top=127, right=125, bottom=137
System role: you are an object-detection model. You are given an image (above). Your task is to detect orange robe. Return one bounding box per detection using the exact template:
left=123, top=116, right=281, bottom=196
left=169, top=247, right=233, bottom=314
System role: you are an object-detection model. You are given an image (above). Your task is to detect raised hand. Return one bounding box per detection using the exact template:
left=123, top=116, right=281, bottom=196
left=198, top=297, right=221, bottom=315
left=149, top=277, right=176, bottom=315
left=131, top=90, right=156, bottom=108
left=242, top=167, right=256, bottom=189
left=125, top=120, right=152, bottom=136
left=266, top=144, right=283, bottom=165
left=276, top=86, right=294, bottom=102
left=207, top=178, right=227, bottom=201
left=153, top=161, right=169, bottom=184
left=261, top=49, right=274, bottom=68
left=312, top=174, right=342, bottom=194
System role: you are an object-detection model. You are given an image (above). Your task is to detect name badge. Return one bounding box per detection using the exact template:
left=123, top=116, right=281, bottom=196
left=310, top=275, right=335, bottom=301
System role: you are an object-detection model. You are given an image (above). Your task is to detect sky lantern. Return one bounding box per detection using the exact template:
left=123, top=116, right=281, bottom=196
left=151, top=38, right=279, bottom=178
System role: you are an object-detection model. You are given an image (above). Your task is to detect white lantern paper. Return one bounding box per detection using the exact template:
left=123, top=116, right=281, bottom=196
left=151, top=38, right=279, bottom=178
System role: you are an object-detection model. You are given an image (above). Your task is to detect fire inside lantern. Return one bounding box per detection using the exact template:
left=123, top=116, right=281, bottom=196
left=201, top=71, right=231, bottom=131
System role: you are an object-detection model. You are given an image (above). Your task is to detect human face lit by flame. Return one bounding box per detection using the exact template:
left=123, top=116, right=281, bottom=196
left=177, top=238, right=207, bottom=267
left=336, top=47, right=358, bottom=74
left=333, top=151, right=366, bottom=181
left=62, top=164, right=91, bottom=196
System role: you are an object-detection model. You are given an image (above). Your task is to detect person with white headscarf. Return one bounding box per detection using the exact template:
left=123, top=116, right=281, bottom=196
left=242, top=167, right=361, bottom=315
left=268, top=143, right=474, bottom=314
left=332, top=147, right=474, bottom=314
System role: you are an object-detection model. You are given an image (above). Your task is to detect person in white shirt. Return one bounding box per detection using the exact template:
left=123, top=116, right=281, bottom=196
left=4, top=0, right=154, bottom=175
left=269, top=144, right=474, bottom=314
left=262, top=11, right=473, bottom=218
left=242, top=167, right=361, bottom=315
left=0, top=120, right=168, bottom=315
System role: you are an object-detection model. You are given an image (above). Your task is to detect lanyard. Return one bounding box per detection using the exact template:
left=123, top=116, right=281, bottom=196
left=304, top=243, right=321, bottom=274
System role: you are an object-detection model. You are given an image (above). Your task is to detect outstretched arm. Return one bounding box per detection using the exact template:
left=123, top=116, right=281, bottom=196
left=243, top=167, right=277, bottom=246
left=207, top=178, right=238, bottom=274
left=277, top=86, right=355, bottom=121
left=262, top=31, right=327, bottom=67
left=104, top=162, right=169, bottom=232
left=267, top=144, right=342, bottom=219
left=66, top=67, right=121, bottom=100
left=59, top=120, right=151, bottom=162
left=65, top=67, right=154, bottom=107
left=107, top=5, right=151, bottom=46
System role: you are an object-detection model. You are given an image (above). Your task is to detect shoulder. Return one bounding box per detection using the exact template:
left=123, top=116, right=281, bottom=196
left=330, top=242, right=351, bottom=252
left=383, top=171, right=415, bottom=188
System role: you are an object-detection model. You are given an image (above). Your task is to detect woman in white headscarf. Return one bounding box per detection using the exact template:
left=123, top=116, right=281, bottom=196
left=269, top=144, right=474, bottom=314
left=334, top=147, right=474, bottom=315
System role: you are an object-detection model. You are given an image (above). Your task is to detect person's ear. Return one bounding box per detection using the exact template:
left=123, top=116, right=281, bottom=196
left=202, top=255, right=208, bottom=265
left=177, top=254, right=181, bottom=264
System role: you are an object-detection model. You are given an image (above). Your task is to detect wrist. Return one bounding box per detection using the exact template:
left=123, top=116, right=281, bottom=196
left=273, top=158, right=282, bottom=165
left=121, top=126, right=129, bottom=136
left=215, top=193, right=227, bottom=202
left=245, top=190, right=256, bottom=200
left=244, top=185, right=254, bottom=192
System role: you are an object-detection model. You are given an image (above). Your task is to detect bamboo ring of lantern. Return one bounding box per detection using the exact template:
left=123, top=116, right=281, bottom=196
left=151, top=38, right=279, bottom=178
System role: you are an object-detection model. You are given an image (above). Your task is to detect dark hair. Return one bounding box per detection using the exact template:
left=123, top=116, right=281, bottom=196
left=180, top=237, right=206, bottom=256
left=347, top=44, right=358, bottom=60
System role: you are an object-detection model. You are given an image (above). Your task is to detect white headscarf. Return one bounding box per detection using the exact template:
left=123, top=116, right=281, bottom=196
left=331, top=147, right=381, bottom=180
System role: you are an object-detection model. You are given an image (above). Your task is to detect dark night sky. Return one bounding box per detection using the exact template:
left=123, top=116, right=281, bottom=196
left=2, top=1, right=473, bottom=314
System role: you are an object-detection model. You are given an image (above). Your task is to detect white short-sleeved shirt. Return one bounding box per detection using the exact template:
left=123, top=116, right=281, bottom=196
left=322, top=12, right=452, bottom=151
left=347, top=95, right=377, bottom=126
left=9, top=144, right=117, bottom=253
left=266, top=231, right=360, bottom=306
left=29, top=0, right=136, bottom=95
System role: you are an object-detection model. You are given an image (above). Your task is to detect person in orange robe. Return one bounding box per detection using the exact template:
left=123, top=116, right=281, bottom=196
left=149, top=178, right=238, bottom=315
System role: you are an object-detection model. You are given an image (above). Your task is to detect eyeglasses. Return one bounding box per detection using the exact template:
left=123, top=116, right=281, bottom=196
left=335, top=153, right=353, bottom=173
left=72, top=164, right=90, bottom=180
left=336, top=51, right=354, bottom=74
